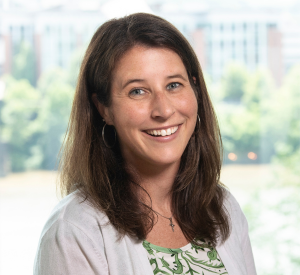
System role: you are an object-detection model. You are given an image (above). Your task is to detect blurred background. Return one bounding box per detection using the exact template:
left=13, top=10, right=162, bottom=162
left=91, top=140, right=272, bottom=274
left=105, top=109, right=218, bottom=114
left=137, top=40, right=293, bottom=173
left=0, top=0, right=299, bottom=274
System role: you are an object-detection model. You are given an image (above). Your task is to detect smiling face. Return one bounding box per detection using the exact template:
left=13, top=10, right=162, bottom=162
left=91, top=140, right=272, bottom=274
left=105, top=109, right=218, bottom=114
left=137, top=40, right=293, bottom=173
left=95, top=45, right=198, bottom=170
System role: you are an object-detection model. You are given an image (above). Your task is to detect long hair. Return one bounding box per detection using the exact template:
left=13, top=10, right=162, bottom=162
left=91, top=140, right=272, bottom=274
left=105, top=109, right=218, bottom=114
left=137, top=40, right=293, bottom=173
left=59, top=13, right=230, bottom=247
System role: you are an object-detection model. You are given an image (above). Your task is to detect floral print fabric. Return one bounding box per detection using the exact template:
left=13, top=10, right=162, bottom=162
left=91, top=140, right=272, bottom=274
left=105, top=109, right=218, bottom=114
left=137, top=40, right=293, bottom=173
left=143, top=239, right=228, bottom=275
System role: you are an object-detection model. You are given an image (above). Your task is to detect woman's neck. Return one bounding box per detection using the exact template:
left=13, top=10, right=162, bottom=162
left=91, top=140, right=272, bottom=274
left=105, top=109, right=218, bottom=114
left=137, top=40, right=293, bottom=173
left=127, top=159, right=180, bottom=214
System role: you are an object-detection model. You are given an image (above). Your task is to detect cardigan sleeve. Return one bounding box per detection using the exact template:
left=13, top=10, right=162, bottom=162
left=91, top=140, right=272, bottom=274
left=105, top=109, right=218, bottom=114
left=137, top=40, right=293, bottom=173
left=227, top=191, right=257, bottom=275
left=33, top=218, right=109, bottom=275
left=239, top=205, right=257, bottom=275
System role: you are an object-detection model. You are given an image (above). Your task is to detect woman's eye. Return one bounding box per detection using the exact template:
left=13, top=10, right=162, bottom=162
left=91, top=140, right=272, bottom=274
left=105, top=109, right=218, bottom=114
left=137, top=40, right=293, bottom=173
left=129, top=89, right=145, bottom=97
left=167, top=82, right=181, bottom=90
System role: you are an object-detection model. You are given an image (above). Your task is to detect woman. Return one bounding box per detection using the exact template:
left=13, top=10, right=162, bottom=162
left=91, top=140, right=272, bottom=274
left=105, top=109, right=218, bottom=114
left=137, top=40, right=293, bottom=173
left=34, top=13, right=256, bottom=275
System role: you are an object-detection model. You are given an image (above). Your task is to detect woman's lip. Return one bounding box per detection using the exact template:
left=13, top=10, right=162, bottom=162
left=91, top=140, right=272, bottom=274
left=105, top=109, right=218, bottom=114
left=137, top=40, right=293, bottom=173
left=142, top=124, right=181, bottom=142
left=142, top=123, right=182, bottom=132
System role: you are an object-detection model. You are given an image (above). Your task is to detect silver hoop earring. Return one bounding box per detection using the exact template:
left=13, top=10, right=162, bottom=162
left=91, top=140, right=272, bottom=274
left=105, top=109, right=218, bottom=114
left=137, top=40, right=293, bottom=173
left=197, top=114, right=201, bottom=130
left=102, top=121, right=116, bottom=148
left=193, top=114, right=201, bottom=135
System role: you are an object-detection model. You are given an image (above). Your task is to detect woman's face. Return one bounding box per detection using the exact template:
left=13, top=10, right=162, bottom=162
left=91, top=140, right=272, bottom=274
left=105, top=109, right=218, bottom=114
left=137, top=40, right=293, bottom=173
left=97, top=46, right=198, bottom=169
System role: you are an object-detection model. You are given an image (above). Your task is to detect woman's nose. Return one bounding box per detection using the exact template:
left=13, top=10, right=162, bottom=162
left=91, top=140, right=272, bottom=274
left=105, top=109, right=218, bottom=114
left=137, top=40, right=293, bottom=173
left=150, top=91, right=175, bottom=121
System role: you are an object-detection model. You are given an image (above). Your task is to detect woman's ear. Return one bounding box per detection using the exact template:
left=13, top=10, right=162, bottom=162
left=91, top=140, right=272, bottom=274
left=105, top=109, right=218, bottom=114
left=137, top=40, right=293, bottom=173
left=92, top=93, right=113, bottom=125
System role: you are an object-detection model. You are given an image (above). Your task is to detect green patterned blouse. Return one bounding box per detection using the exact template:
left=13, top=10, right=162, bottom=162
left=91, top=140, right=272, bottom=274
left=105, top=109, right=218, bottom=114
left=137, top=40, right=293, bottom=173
left=142, top=239, right=228, bottom=275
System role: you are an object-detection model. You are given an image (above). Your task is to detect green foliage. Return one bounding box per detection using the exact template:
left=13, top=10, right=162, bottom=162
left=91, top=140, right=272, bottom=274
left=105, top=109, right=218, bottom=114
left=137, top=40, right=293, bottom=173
left=242, top=68, right=274, bottom=109
left=227, top=65, right=300, bottom=275
left=12, top=41, right=36, bottom=86
left=1, top=60, right=299, bottom=173
left=221, top=63, right=248, bottom=102
left=270, top=65, right=300, bottom=186
left=36, top=68, right=74, bottom=169
left=1, top=76, right=41, bottom=171
left=0, top=67, right=74, bottom=171
left=218, top=67, right=276, bottom=163
left=276, top=65, right=300, bottom=153
left=220, top=106, right=260, bottom=156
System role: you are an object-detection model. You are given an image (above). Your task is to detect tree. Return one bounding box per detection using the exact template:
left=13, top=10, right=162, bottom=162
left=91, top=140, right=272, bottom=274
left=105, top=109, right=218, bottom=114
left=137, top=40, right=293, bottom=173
left=36, top=68, right=74, bottom=170
left=217, top=67, right=276, bottom=163
left=221, top=63, right=248, bottom=102
left=241, top=66, right=300, bottom=274
left=1, top=68, right=75, bottom=172
left=243, top=68, right=276, bottom=163
left=12, top=41, right=36, bottom=86
left=1, top=76, right=41, bottom=171
left=271, top=65, right=300, bottom=185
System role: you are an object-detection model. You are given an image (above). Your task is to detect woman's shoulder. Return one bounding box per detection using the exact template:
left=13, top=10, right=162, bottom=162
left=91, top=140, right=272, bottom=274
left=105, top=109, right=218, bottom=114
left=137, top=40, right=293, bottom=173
left=222, top=188, right=244, bottom=215
left=35, top=191, right=150, bottom=275
left=221, top=188, right=249, bottom=238
left=39, top=190, right=109, bottom=243
left=34, top=191, right=112, bottom=274
left=217, top=189, right=257, bottom=275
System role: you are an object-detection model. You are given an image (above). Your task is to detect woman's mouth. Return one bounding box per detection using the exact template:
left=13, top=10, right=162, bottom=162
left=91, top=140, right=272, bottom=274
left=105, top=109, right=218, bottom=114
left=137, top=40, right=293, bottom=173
left=145, top=126, right=179, bottom=137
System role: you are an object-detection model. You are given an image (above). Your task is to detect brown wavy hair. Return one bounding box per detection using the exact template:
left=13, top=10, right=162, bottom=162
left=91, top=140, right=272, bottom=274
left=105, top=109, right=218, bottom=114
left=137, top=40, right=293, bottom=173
left=59, top=13, right=230, bottom=247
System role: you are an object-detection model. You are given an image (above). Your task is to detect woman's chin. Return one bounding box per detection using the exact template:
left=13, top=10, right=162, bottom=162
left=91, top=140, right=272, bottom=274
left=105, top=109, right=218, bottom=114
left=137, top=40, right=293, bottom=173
left=142, top=154, right=182, bottom=168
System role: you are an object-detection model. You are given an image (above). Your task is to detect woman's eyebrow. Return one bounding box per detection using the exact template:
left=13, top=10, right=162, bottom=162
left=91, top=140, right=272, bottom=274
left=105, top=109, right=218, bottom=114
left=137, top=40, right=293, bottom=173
left=122, top=79, right=145, bottom=89
left=166, top=74, right=188, bottom=81
left=122, top=74, right=187, bottom=89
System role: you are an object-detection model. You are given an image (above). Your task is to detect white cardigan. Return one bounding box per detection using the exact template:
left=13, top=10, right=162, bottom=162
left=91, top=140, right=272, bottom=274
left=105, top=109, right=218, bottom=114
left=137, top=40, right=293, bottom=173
left=34, top=190, right=257, bottom=275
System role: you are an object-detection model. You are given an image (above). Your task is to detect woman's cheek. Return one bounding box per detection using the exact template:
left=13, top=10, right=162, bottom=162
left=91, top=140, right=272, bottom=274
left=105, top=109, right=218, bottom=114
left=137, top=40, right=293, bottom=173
left=178, top=93, right=198, bottom=116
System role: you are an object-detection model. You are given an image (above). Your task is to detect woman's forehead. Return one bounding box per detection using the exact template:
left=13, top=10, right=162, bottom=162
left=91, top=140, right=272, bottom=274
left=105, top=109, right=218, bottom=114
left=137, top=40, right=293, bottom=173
left=111, top=46, right=189, bottom=84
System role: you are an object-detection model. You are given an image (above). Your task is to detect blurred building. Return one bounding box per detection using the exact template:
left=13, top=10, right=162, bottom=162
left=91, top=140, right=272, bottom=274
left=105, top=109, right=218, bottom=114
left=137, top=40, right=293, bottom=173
left=195, top=11, right=283, bottom=85
left=279, top=11, right=300, bottom=73
left=155, top=4, right=291, bottom=85
left=0, top=0, right=299, bottom=85
left=0, top=0, right=153, bottom=82
left=0, top=1, right=107, bottom=80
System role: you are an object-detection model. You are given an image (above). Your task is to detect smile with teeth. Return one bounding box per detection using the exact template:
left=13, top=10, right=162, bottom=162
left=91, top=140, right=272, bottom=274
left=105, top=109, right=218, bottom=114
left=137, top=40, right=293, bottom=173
left=146, top=126, right=179, bottom=137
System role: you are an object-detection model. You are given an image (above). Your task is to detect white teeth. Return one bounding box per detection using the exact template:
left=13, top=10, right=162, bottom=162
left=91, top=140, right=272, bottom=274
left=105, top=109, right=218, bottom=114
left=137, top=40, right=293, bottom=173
left=146, top=126, right=179, bottom=137
left=172, top=126, right=178, bottom=134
